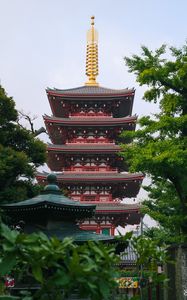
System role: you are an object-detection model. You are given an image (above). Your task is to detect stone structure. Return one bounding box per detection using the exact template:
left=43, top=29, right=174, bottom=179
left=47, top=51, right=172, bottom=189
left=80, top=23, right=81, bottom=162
left=165, top=244, right=187, bottom=300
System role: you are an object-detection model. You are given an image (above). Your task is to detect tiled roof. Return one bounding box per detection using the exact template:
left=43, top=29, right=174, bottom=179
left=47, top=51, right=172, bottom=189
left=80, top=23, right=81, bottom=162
left=120, top=243, right=137, bottom=264
left=96, top=202, right=140, bottom=211
left=47, top=86, right=134, bottom=96
left=44, top=115, right=137, bottom=124
left=37, top=172, right=143, bottom=181
left=47, top=144, right=121, bottom=152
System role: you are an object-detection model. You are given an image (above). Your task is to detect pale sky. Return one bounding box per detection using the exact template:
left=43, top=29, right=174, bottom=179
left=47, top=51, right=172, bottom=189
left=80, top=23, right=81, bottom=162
left=1, top=0, right=186, bottom=124
left=0, top=0, right=186, bottom=227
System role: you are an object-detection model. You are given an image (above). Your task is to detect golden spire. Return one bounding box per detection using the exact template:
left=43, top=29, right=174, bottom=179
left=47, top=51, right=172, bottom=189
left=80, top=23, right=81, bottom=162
left=85, top=16, right=99, bottom=86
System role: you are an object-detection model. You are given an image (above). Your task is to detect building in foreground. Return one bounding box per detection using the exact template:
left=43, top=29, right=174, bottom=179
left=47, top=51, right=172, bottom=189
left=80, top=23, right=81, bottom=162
left=37, top=16, right=144, bottom=236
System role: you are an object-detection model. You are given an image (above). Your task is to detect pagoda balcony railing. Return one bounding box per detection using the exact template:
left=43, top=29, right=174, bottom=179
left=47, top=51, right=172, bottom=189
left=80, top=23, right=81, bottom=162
left=67, top=138, right=114, bottom=144
left=63, top=167, right=118, bottom=173
left=69, top=194, right=113, bottom=202
left=70, top=113, right=112, bottom=117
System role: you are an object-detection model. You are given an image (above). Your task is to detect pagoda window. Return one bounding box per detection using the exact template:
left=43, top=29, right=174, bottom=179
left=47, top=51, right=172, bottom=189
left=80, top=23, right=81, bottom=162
left=102, top=228, right=110, bottom=235
left=77, top=132, right=83, bottom=136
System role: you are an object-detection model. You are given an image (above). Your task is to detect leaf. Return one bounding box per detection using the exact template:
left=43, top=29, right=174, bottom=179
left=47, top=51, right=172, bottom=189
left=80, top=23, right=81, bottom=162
left=98, top=280, right=110, bottom=299
left=53, top=272, right=70, bottom=286
left=0, top=255, right=17, bottom=275
left=32, top=265, right=43, bottom=283
left=0, top=224, right=19, bottom=244
left=0, top=297, right=19, bottom=300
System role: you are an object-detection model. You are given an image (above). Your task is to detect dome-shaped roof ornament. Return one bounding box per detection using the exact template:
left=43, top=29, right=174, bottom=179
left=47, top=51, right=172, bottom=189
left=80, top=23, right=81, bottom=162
left=44, top=173, right=60, bottom=193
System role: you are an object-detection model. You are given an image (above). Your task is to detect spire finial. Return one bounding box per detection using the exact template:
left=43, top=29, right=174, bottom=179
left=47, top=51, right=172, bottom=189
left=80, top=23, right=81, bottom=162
left=91, top=15, right=95, bottom=25
left=85, top=16, right=99, bottom=86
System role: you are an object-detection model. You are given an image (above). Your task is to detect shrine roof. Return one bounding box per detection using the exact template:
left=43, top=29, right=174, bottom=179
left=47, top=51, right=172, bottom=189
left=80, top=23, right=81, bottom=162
left=37, top=172, right=144, bottom=182
left=2, top=193, right=92, bottom=208
left=47, top=144, right=121, bottom=152
left=1, top=174, right=96, bottom=219
left=47, top=86, right=134, bottom=97
left=44, top=115, right=137, bottom=125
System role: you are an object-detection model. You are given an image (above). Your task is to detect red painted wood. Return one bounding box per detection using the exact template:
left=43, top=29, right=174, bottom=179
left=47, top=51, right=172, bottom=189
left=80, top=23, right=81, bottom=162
left=111, top=226, right=115, bottom=236
left=37, top=89, right=144, bottom=234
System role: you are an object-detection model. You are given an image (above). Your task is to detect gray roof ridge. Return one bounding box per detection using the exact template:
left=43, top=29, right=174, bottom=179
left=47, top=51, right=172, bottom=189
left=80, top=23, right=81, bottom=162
left=47, top=85, right=133, bottom=92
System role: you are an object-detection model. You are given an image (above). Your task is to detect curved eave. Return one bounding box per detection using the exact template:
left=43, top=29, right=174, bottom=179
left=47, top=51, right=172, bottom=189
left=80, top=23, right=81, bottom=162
left=37, top=173, right=144, bottom=183
left=27, top=227, right=115, bottom=243
left=47, top=144, right=121, bottom=153
left=1, top=201, right=95, bottom=218
left=95, top=205, right=143, bottom=225
left=96, top=207, right=140, bottom=213
left=46, top=89, right=135, bottom=98
left=44, top=115, right=137, bottom=126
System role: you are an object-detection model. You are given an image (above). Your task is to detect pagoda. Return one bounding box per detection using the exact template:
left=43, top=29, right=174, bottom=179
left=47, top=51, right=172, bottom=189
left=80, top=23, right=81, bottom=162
left=37, top=16, right=144, bottom=236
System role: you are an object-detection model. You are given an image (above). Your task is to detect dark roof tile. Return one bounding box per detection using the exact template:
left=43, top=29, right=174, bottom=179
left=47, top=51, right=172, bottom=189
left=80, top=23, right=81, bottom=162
left=47, top=144, right=120, bottom=151
left=44, top=115, right=137, bottom=124
left=37, top=172, right=144, bottom=181
left=47, top=85, right=134, bottom=96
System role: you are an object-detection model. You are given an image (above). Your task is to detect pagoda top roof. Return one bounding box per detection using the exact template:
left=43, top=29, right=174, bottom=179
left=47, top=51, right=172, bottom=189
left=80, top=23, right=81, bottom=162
left=47, top=144, right=121, bottom=152
left=47, top=86, right=134, bottom=97
left=37, top=172, right=144, bottom=182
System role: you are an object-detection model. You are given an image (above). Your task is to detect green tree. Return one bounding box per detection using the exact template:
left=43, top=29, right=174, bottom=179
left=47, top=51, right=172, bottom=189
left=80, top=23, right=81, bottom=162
left=120, top=43, right=187, bottom=238
left=0, top=85, right=46, bottom=203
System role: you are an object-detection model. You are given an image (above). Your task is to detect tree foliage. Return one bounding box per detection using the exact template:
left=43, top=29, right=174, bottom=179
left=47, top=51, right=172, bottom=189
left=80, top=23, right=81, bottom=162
left=120, top=43, right=187, bottom=237
left=0, top=220, right=119, bottom=300
left=0, top=86, right=46, bottom=203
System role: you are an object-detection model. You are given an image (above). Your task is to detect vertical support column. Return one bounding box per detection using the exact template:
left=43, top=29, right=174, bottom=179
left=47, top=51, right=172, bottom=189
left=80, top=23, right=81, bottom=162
left=156, top=283, right=160, bottom=300
left=96, top=223, right=101, bottom=234
left=148, top=283, right=152, bottom=300
left=109, top=194, right=113, bottom=201
left=111, top=225, right=115, bottom=236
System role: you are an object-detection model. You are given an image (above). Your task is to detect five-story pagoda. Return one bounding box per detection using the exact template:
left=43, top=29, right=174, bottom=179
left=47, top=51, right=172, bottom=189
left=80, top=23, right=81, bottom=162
left=37, top=16, right=144, bottom=236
